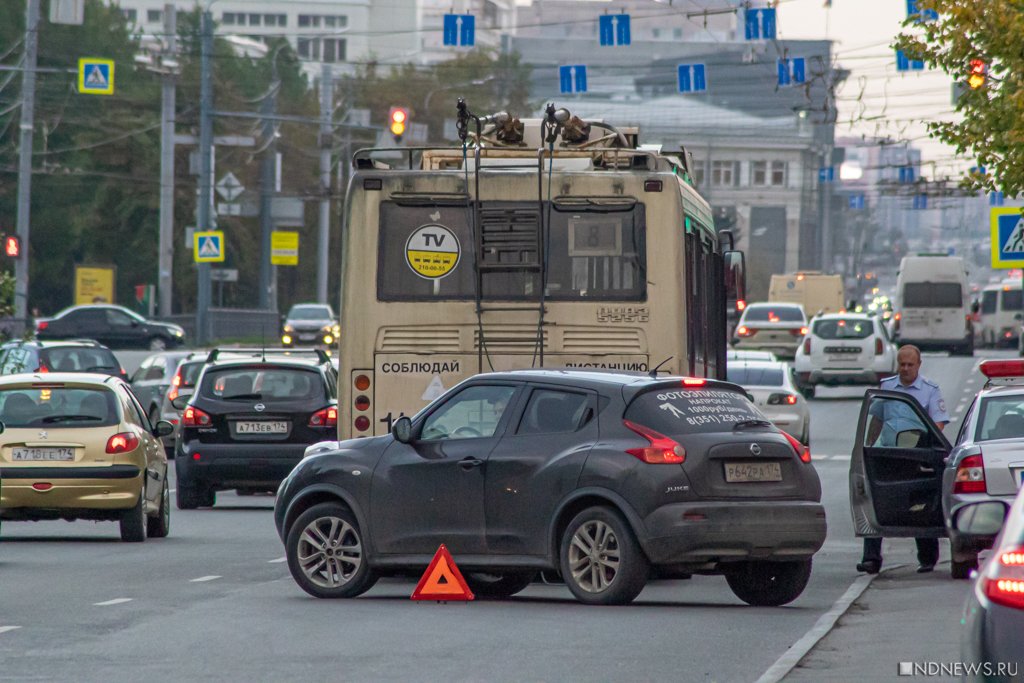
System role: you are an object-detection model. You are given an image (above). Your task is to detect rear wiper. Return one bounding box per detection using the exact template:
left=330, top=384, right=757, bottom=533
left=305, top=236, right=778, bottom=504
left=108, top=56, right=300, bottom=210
left=733, top=419, right=773, bottom=431
left=42, top=414, right=103, bottom=423
left=222, top=393, right=263, bottom=401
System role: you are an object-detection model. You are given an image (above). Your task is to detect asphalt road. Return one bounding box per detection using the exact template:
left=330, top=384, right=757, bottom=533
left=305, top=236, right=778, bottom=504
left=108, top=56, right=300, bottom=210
left=0, top=351, right=997, bottom=682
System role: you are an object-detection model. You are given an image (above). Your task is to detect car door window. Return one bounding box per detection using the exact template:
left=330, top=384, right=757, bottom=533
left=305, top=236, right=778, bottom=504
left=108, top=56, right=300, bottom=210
left=131, top=357, right=152, bottom=383
left=120, top=386, right=150, bottom=430
left=956, top=399, right=977, bottom=446
left=420, top=385, right=517, bottom=441
left=107, top=309, right=134, bottom=328
left=144, top=364, right=165, bottom=381
left=864, top=395, right=938, bottom=448
left=516, top=389, right=591, bottom=435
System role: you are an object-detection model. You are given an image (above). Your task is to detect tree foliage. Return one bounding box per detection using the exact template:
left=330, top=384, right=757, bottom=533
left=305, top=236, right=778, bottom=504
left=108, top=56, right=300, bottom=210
left=895, top=1, right=1024, bottom=196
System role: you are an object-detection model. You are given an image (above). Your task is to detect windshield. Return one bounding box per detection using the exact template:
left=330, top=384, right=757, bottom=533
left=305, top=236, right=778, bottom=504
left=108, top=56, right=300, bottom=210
left=377, top=200, right=646, bottom=302
left=903, top=283, right=962, bottom=308
left=624, top=387, right=767, bottom=435
left=812, top=318, right=873, bottom=339
left=0, top=387, right=119, bottom=428
left=743, top=306, right=804, bottom=323
left=41, top=347, right=120, bottom=372
left=726, top=367, right=784, bottom=386
left=200, top=367, right=325, bottom=402
left=288, top=305, right=333, bottom=320
left=1002, top=289, right=1023, bottom=311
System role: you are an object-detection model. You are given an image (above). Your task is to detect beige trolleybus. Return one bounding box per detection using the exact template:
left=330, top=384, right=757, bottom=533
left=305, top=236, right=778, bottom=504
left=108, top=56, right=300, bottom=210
left=337, top=103, right=744, bottom=438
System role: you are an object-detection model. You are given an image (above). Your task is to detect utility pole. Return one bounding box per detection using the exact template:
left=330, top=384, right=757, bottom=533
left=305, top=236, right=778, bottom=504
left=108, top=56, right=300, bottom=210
left=195, top=9, right=213, bottom=344
left=258, top=61, right=279, bottom=311
left=158, top=3, right=176, bottom=318
left=15, top=0, right=39, bottom=323
left=317, top=63, right=332, bottom=303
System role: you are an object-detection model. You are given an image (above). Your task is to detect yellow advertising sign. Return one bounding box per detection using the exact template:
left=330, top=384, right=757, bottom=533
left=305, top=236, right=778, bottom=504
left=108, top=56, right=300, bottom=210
left=271, top=231, right=299, bottom=266
left=74, top=266, right=115, bottom=305
left=405, top=224, right=460, bottom=279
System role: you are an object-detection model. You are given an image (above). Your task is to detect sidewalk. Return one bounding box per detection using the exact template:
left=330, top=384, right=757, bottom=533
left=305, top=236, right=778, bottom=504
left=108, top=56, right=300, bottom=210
left=783, top=547, right=971, bottom=683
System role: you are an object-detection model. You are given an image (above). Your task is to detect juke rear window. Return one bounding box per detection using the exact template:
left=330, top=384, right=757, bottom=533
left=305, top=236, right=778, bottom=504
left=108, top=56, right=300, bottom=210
left=200, top=366, right=325, bottom=402
left=624, top=387, right=767, bottom=435
left=0, top=387, right=119, bottom=428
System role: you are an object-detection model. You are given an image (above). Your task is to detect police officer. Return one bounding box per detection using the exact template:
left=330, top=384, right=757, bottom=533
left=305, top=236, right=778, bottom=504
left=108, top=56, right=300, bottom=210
left=856, top=344, right=949, bottom=575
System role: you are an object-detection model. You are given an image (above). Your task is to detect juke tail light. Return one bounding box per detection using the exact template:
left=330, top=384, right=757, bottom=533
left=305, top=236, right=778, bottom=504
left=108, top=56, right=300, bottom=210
left=954, top=453, right=987, bottom=494
left=309, top=406, right=338, bottom=428
left=623, top=420, right=685, bottom=464
left=106, top=432, right=140, bottom=454
left=983, top=547, right=1024, bottom=610
left=182, top=405, right=212, bottom=427
left=782, top=430, right=811, bottom=463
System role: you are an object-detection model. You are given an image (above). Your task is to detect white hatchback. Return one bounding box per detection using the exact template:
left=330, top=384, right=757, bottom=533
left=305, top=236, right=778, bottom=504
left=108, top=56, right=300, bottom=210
left=726, top=359, right=810, bottom=444
left=793, top=313, right=896, bottom=398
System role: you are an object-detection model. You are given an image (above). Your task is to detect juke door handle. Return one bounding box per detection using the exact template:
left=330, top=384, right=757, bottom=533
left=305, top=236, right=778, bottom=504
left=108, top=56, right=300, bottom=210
left=459, top=457, right=484, bottom=470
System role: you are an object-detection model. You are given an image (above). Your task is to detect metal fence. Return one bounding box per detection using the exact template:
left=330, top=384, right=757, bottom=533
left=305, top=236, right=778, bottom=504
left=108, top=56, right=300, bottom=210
left=162, top=309, right=282, bottom=343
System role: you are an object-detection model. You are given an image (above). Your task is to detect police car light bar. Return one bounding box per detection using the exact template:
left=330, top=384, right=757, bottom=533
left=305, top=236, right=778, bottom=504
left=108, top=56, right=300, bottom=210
left=979, top=360, right=1024, bottom=379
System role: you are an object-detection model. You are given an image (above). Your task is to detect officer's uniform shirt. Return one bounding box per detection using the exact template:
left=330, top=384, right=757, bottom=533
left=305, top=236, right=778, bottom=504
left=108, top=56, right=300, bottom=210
left=869, top=375, right=950, bottom=446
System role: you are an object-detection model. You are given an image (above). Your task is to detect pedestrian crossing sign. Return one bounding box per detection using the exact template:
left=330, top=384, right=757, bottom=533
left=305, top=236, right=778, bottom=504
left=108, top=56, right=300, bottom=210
left=193, top=231, right=225, bottom=263
left=990, top=207, right=1024, bottom=269
left=77, top=58, right=115, bottom=95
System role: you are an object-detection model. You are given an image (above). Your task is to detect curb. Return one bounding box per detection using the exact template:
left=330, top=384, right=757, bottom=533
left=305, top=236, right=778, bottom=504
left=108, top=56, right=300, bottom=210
left=753, top=563, right=905, bottom=683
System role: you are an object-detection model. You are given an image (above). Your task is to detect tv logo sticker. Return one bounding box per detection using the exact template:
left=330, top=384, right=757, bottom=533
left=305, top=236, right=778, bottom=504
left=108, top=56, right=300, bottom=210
left=406, top=224, right=461, bottom=279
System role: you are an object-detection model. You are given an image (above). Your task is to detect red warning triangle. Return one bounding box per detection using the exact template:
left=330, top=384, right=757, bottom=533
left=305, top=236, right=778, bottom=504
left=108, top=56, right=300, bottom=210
left=410, top=544, right=475, bottom=601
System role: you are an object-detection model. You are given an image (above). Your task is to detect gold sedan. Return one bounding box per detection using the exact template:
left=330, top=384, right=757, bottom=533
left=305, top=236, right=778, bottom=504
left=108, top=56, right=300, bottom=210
left=0, top=373, right=173, bottom=541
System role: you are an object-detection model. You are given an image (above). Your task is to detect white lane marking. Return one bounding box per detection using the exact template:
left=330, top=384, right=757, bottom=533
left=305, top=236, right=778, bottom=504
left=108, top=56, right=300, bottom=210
left=0, top=626, right=22, bottom=635
left=94, top=598, right=133, bottom=606
left=754, top=565, right=905, bottom=683
left=189, top=575, right=222, bottom=583
left=169, top=488, right=176, bottom=493
left=268, top=556, right=287, bottom=564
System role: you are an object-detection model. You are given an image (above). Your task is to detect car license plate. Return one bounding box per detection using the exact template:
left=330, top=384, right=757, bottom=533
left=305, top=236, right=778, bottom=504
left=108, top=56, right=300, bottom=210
left=299, top=333, right=316, bottom=341
left=724, top=462, right=782, bottom=483
left=11, top=447, right=74, bottom=461
left=236, top=421, right=288, bottom=434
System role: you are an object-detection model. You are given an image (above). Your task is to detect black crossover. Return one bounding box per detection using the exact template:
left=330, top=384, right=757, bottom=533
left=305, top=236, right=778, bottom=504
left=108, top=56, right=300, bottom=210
left=274, top=370, right=827, bottom=606
left=174, top=348, right=338, bottom=508
left=35, top=304, right=186, bottom=350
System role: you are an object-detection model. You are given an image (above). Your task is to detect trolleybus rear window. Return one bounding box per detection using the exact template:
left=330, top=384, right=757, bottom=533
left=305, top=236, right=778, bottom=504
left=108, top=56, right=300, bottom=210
left=377, top=201, right=646, bottom=301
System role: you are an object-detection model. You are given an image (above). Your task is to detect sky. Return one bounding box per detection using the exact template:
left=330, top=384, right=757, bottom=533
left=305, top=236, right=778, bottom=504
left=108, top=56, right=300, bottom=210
left=775, top=0, right=965, bottom=177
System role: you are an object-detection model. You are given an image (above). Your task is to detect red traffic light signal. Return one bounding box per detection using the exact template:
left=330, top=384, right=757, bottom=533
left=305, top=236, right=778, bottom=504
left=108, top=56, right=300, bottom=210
left=968, top=58, right=987, bottom=89
left=4, top=236, right=20, bottom=257
left=389, top=106, right=409, bottom=141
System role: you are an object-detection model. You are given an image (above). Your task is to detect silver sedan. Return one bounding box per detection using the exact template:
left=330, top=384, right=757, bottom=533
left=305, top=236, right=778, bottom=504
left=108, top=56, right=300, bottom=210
left=726, top=359, right=810, bottom=445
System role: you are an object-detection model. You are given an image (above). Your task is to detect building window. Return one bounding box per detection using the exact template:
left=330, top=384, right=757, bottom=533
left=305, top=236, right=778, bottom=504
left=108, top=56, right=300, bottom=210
left=691, top=160, right=705, bottom=187
left=248, top=13, right=261, bottom=26
left=673, top=28, right=683, bottom=39
left=751, top=161, right=768, bottom=186
left=122, top=8, right=137, bottom=22
left=298, top=14, right=311, bottom=27
left=278, top=14, right=287, bottom=27
left=222, top=12, right=235, bottom=25
left=711, top=160, right=739, bottom=187
left=652, top=28, right=661, bottom=39
left=337, top=15, right=347, bottom=28
left=322, top=38, right=346, bottom=63
left=297, top=38, right=310, bottom=58
left=771, top=161, right=788, bottom=186
left=147, top=9, right=162, bottom=23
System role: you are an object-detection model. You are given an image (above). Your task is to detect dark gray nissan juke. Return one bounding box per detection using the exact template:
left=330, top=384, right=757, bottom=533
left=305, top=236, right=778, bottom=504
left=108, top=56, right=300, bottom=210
left=274, top=370, right=827, bottom=606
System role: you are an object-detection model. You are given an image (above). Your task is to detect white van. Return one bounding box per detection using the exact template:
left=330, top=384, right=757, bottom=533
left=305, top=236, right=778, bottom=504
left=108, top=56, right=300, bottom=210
left=892, top=255, right=973, bottom=355
left=977, top=280, right=1023, bottom=348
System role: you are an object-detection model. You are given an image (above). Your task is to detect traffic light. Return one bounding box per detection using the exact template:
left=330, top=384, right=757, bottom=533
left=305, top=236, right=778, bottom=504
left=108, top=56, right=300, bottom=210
left=388, top=106, right=408, bottom=143
left=4, top=236, right=20, bottom=257
left=968, top=59, right=987, bottom=89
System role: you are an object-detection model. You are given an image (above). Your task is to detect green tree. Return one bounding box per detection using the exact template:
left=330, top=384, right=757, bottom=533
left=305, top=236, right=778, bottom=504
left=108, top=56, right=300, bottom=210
left=342, top=49, right=533, bottom=143
left=895, top=1, right=1024, bottom=196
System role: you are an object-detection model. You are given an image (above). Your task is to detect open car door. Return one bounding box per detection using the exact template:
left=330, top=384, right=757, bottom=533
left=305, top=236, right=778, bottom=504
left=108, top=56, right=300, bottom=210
left=850, top=389, right=951, bottom=538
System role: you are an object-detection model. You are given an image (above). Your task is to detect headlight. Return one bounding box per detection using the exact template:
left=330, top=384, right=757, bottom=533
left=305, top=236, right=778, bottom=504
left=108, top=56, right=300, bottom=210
left=323, top=334, right=334, bottom=345
left=283, top=324, right=294, bottom=333
left=282, top=334, right=293, bottom=345
left=333, top=324, right=341, bottom=336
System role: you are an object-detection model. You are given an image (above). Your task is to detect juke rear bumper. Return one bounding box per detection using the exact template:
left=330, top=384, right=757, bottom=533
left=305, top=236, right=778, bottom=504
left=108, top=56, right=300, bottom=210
left=640, top=500, right=827, bottom=564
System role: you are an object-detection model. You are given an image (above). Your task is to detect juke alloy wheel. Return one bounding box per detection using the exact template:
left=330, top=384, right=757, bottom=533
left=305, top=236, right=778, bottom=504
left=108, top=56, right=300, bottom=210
left=559, top=506, right=649, bottom=605
left=286, top=503, right=378, bottom=599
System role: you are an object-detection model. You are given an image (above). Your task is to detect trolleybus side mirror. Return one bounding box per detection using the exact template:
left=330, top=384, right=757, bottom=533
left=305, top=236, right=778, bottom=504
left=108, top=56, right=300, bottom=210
left=392, top=416, right=413, bottom=444
left=724, top=250, right=746, bottom=309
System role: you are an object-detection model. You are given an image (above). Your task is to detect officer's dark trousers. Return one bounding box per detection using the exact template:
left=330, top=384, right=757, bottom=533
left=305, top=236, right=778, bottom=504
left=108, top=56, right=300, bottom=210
left=862, top=537, right=939, bottom=566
